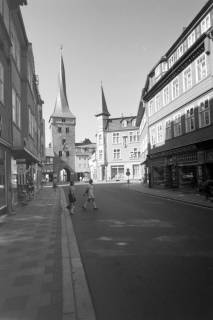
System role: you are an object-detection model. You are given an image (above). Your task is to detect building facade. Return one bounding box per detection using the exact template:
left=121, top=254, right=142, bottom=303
left=140, top=0, right=213, bottom=190
left=75, top=139, right=96, bottom=181
left=50, top=53, right=76, bottom=182
left=95, top=86, right=141, bottom=182
left=0, top=0, right=45, bottom=214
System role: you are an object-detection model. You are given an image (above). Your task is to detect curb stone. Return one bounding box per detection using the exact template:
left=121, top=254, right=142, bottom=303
left=125, top=184, right=213, bottom=209
left=60, top=187, right=96, bottom=320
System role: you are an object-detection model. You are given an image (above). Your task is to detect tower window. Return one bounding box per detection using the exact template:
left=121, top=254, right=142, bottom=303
left=58, top=127, right=62, bottom=133
left=59, top=151, right=62, bottom=157
left=66, top=127, right=69, bottom=133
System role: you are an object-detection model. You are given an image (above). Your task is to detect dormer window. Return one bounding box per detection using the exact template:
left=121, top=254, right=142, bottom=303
left=122, top=120, right=127, bottom=127
left=201, top=13, right=211, bottom=34
left=132, top=119, right=136, bottom=127
left=155, top=65, right=161, bottom=79
left=187, top=30, right=195, bottom=48
left=177, top=44, right=184, bottom=59
left=162, top=61, right=168, bottom=73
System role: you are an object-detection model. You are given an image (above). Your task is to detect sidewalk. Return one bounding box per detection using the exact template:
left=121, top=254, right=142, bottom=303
left=124, top=182, right=213, bottom=209
left=0, top=187, right=96, bottom=320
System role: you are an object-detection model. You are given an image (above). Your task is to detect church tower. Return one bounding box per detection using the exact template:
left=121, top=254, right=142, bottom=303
left=95, top=85, right=110, bottom=181
left=50, top=51, right=76, bottom=181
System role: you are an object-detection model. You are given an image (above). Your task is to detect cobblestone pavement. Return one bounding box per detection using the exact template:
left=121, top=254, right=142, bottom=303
left=0, top=187, right=62, bottom=320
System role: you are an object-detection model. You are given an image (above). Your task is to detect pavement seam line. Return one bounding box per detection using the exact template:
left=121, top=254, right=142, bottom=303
left=60, top=187, right=96, bottom=320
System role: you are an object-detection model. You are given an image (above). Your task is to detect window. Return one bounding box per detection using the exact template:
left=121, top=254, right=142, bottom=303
left=196, top=53, right=207, bottom=82
left=113, top=149, right=121, bottom=160
left=12, top=89, right=21, bottom=128
left=0, top=62, right=4, bottom=104
left=187, top=30, right=195, bottom=48
left=58, top=127, right=62, bottom=133
left=11, top=25, right=21, bottom=71
left=201, top=13, right=211, bottom=34
left=66, top=127, right=69, bottom=133
left=183, top=66, right=192, bottom=91
left=149, top=99, right=155, bottom=116
left=129, top=131, right=133, bottom=143
left=155, top=94, right=161, bottom=112
left=150, top=127, right=156, bottom=147
left=177, top=44, right=184, bottom=59
left=62, top=138, right=66, bottom=145
left=163, top=86, right=169, bottom=106
left=156, top=123, right=163, bottom=144
left=59, top=151, right=62, bottom=157
left=168, top=55, right=175, bottom=68
left=123, top=136, right=128, bottom=147
left=112, top=132, right=120, bottom=144
left=174, top=114, right=182, bottom=137
left=133, top=131, right=139, bottom=142
left=199, top=99, right=210, bottom=128
left=130, top=148, right=140, bottom=159
left=185, top=107, right=195, bottom=132
left=172, top=77, right=179, bottom=100
left=98, top=134, right=102, bottom=144
left=122, top=120, right=127, bottom=127
left=165, top=120, right=172, bottom=140
left=99, top=149, right=103, bottom=160
left=132, top=119, right=136, bottom=127
left=155, top=65, right=161, bottom=79
left=62, top=119, right=65, bottom=122
left=66, top=151, right=69, bottom=157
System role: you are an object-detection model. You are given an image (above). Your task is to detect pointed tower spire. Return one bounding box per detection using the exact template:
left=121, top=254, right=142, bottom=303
left=51, top=50, right=75, bottom=119
left=96, top=84, right=110, bottom=117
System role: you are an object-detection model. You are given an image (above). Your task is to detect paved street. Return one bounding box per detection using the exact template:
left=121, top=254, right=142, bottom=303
left=65, top=183, right=213, bottom=320
left=0, top=188, right=62, bottom=320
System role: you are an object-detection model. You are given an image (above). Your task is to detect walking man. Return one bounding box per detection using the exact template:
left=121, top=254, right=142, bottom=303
left=82, top=179, right=98, bottom=210
left=68, top=181, right=76, bottom=214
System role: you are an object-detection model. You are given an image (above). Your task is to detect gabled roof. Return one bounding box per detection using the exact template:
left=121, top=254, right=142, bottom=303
left=51, top=53, right=75, bottom=119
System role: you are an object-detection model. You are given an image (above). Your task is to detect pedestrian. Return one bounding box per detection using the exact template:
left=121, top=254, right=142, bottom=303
left=68, top=180, right=76, bottom=214
left=82, top=179, right=98, bottom=210
left=53, top=176, right=57, bottom=191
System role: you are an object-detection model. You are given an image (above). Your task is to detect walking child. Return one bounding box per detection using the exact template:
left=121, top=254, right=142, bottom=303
left=68, top=181, right=76, bottom=214
left=82, top=179, right=98, bottom=210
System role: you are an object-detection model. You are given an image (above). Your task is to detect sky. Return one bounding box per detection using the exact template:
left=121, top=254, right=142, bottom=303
left=21, top=0, right=207, bottom=146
